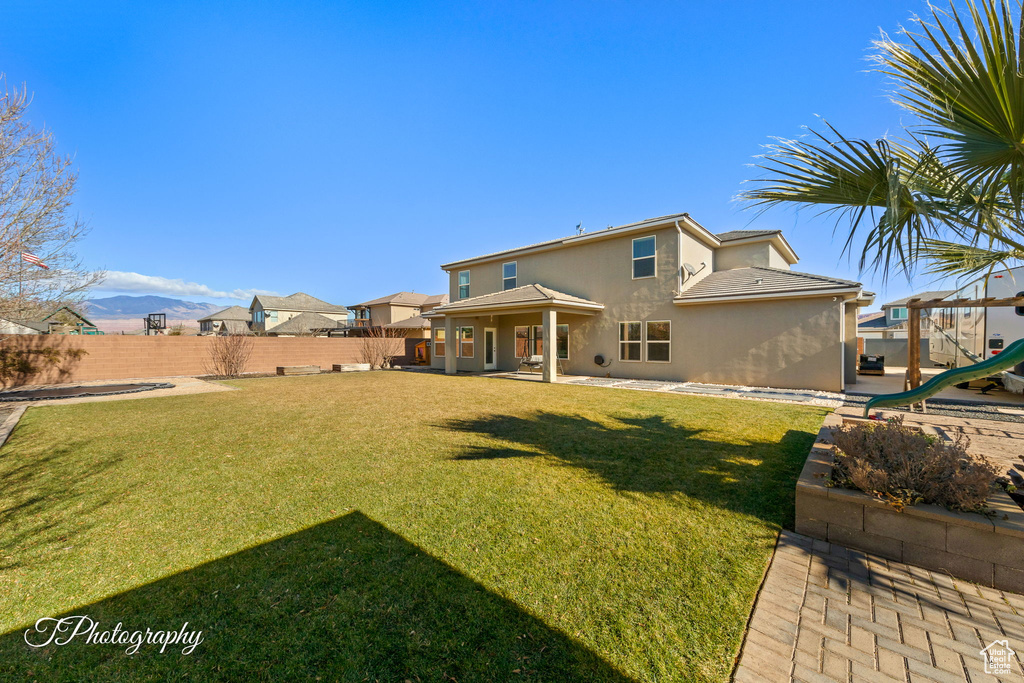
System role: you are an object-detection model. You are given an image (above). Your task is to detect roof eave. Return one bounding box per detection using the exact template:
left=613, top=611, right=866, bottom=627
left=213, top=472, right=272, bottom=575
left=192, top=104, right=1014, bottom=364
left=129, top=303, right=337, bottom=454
left=674, top=287, right=863, bottom=306
left=425, top=299, right=605, bottom=317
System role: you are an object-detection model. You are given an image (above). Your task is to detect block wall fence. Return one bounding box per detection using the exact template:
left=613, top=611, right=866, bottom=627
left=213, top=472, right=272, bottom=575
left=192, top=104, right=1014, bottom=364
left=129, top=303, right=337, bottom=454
left=0, top=335, right=417, bottom=384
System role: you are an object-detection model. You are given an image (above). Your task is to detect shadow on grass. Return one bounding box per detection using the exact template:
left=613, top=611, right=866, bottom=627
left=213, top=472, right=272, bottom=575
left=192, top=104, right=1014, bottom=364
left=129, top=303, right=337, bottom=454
left=0, top=511, right=632, bottom=682
left=0, top=436, right=122, bottom=571
left=443, top=411, right=816, bottom=527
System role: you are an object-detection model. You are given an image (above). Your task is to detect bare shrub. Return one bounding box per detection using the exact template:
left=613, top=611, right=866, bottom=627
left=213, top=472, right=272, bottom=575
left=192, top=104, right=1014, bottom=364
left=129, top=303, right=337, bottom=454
left=830, top=416, right=1000, bottom=513
left=358, top=327, right=409, bottom=369
left=204, top=334, right=254, bottom=378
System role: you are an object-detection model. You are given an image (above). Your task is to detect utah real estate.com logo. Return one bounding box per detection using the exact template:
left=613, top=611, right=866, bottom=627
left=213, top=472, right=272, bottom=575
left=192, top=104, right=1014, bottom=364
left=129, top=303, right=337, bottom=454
left=980, top=639, right=1015, bottom=676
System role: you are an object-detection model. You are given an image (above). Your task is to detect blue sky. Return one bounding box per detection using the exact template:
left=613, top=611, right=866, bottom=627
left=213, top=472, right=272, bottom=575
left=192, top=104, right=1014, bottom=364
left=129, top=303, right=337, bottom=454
left=2, top=1, right=942, bottom=310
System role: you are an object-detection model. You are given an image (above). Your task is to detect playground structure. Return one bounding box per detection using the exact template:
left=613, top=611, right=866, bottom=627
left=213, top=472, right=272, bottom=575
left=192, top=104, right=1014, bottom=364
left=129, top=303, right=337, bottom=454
left=864, top=295, right=1024, bottom=416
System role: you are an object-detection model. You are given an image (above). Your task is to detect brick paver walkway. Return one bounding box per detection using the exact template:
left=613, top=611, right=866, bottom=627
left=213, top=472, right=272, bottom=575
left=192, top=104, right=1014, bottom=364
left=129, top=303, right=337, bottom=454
left=735, top=531, right=1024, bottom=682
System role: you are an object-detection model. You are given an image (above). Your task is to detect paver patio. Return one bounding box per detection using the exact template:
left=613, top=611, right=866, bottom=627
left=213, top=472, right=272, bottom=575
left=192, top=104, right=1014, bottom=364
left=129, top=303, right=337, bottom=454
left=735, top=530, right=1024, bottom=682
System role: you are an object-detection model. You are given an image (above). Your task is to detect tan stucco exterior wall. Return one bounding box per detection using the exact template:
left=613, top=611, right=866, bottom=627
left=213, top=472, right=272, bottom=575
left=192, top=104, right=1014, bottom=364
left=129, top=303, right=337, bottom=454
left=431, top=223, right=849, bottom=391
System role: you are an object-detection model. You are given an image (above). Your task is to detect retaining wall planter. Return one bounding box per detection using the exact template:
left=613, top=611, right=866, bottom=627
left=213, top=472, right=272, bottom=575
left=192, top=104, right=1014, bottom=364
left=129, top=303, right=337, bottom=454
left=795, top=413, right=1024, bottom=592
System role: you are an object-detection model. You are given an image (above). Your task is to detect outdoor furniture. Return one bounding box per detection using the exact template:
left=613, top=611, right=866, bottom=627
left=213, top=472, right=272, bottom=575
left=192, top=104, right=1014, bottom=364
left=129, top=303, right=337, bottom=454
left=517, top=355, right=564, bottom=375
left=858, top=354, right=885, bottom=376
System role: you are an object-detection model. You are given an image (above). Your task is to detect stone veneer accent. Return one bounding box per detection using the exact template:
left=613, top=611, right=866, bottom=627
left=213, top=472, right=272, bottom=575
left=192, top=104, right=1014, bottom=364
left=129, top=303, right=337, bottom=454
left=795, top=413, right=1024, bottom=592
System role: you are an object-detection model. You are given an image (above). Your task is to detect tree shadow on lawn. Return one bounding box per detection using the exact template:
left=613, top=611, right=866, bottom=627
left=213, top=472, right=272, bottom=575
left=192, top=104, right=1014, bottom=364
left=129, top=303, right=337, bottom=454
left=0, top=437, right=123, bottom=571
left=443, top=411, right=817, bottom=527
left=0, top=511, right=633, bottom=683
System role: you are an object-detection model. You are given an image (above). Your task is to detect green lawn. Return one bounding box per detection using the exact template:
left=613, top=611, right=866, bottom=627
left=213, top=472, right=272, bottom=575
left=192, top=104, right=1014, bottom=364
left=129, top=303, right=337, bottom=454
left=0, top=371, right=827, bottom=682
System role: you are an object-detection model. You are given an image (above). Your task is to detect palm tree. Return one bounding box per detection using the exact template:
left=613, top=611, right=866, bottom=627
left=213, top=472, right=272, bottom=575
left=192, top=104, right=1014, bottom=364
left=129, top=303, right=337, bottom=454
left=740, top=0, right=1024, bottom=283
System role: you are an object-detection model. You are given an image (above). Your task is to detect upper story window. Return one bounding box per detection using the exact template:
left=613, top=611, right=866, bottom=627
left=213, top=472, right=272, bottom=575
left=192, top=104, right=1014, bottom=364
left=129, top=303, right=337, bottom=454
left=458, top=270, right=470, bottom=299
left=254, top=310, right=265, bottom=324
left=632, top=236, right=656, bottom=279
left=502, top=262, right=517, bottom=290
left=890, top=307, right=908, bottom=321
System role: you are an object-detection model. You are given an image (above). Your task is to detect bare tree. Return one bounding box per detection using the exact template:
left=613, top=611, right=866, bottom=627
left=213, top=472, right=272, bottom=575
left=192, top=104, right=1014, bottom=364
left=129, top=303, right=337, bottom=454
left=358, top=327, right=410, bottom=369
left=0, top=75, right=102, bottom=321
left=204, top=334, right=254, bottom=378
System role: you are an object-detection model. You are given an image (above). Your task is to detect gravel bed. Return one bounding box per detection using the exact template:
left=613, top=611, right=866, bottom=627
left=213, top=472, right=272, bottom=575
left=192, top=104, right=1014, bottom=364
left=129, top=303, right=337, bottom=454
left=843, top=393, right=1024, bottom=424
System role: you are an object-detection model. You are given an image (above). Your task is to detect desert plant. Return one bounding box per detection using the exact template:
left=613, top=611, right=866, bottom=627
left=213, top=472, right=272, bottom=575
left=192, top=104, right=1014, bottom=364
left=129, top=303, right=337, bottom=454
left=204, top=333, right=254, bottom=378
left=829, top=416, right=1000, bottom=513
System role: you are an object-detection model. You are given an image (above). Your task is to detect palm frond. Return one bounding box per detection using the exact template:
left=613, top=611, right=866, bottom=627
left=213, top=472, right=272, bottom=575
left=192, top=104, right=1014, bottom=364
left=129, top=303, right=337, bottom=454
left=918, top=237, right=1024, bottom=279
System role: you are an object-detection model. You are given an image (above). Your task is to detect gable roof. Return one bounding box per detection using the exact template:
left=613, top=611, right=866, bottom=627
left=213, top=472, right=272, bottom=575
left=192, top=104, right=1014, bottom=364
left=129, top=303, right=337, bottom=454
left=198, top=305, right=251, bottom=322
left=675, top=267, right=861, bottom=303
left=716, top=230, right=780, bottom=241
left=425, top=283, right=604, bottom=315
left=351, top=291, right=435, bottom=308
left=264, top=311, right=345, bottom=335
left=857, top=311, right=899, bottom=330
left=422, top=293, right=449, bottom=306
left=882, top=290, right=954, bottom=308
left=220, top=320, right=252, bottom=335
left=40, top=306, right=95, bottom=327
left=440, top=213, right=722, bottom=269
left=252, top=292, right=348, bottom=314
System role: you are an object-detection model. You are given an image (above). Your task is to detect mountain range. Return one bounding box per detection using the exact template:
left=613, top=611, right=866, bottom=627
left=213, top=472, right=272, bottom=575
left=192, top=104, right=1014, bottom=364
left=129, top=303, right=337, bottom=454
left=82, top=296, right=226, bottom=332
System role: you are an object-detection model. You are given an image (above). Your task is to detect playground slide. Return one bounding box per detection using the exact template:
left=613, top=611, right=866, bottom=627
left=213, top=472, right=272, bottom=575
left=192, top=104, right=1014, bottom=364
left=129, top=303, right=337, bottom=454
left=863, top=337, right=1024, bottom=416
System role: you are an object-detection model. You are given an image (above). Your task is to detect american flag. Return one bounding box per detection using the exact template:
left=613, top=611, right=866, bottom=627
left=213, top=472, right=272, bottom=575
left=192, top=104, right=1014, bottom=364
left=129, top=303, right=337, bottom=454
left=21, top=252, right=49, bottom=269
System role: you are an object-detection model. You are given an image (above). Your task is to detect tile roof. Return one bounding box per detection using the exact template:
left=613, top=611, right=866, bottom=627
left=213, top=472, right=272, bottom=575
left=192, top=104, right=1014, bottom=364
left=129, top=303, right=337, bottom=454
left=429, top=284, right=603, bottom=313
left=856, top=312, right=900, bottom=330
left=676, top=267, right=861, bottom=301
left=383, top=314, right=431, bottom=329
left=882, top=290, right=953, bottom=307
left=351, top=292, right=446, bottom=308
left=219, top=319, right=253, bottom=335
left=253, top=292, right=348, bottom=314
left=198, top=305, right=251, bottom=322
left=715, top=230, right=780, bottom=241
left=265, top=311, right=345, bottom=335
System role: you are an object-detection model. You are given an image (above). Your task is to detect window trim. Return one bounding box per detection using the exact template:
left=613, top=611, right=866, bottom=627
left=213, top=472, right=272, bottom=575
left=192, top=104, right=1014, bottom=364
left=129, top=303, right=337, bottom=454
left=458, top=325, right=475, bottom=358
left=458, top=270, right=471, bottom=299
left=632, top=236, right=657, bottom=280
left=556, top=323, right=569, bottom=361
left=619, top=321, right=642, bottom=362
left=502, top=261, right=517, bottom=291
left=645, top=320, right=671, bottom=363
left=890, top=307, right=908, bottom=321
left=433, top=326, right=446, bottom=357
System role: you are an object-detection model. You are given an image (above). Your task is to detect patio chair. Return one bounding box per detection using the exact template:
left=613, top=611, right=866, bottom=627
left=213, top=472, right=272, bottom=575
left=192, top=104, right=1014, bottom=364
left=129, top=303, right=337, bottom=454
left=516, top=355, right=564, bottom=375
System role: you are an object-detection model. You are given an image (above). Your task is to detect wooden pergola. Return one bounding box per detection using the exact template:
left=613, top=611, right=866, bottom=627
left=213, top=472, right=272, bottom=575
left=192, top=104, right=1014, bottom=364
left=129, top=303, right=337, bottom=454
left=904, top=296, right=1024, bottom=389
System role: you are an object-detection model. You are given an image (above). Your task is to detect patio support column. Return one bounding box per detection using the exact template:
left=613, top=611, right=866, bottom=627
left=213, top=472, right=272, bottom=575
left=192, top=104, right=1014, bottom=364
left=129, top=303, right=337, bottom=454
left=542, top=309, right=557, bottom=383
left=444, top=316, right=457, bottom=375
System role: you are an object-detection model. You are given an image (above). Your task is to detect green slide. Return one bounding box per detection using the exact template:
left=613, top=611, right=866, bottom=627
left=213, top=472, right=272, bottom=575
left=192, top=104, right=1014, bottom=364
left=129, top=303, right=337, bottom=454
left=863, top=337, right=1024, bottom=417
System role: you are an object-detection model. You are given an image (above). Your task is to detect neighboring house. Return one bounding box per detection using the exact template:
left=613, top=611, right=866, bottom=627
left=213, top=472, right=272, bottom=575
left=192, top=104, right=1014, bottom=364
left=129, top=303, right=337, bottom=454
left=423, top=213, right=874, bottom=392
left=0, top=306, right=103, bottom=335
left=249, top=293, right=350, bottom=335
left=859, top=290, right=953, bottom=339
left=348, top=292, right=449, bottom=338
left=198, top=305, right=252, bottom=335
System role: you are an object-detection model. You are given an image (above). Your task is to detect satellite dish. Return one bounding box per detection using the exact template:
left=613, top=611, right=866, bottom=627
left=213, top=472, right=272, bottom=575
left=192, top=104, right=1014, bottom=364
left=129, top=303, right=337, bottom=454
left=683, top=263, right=697, bottom=276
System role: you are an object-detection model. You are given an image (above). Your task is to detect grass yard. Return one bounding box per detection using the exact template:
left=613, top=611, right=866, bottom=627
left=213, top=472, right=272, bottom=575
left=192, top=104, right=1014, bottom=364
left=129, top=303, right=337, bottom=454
left=0, top=371, right=827, bottom=682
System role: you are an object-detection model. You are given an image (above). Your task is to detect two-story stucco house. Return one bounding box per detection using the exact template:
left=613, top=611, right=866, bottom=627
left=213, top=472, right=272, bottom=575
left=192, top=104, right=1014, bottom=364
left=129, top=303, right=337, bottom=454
left=858, top=291, right=952, bottom=339
left=423, top=213, right=874, bottom=392
left=249, top=293, right=350, bottom=335
left=348, top=292, right=449, bottom=338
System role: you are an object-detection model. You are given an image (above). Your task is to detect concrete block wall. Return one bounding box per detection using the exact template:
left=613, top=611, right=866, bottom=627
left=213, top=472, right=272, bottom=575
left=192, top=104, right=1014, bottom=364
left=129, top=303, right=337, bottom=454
left=0, top=335, right=416, bottom=384
left=796, top=414, right=1024, bottom=592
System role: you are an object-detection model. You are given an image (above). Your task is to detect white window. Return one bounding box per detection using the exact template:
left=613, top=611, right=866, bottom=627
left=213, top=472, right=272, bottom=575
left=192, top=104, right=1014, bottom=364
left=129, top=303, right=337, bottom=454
left=502, top=262, right=517, bottom=290
left=632, top=236, right=656, bottom=279
left=619, top=322, right=642, bottom=361
left=458, top=326, right=474, bottom=358
left=514, top=324, right=568, bottom=359
left=646, top=321, right=671, bottom=362
left=458, top=271, right=470, bottom=299
left=890, top=307, right=908, bottom=320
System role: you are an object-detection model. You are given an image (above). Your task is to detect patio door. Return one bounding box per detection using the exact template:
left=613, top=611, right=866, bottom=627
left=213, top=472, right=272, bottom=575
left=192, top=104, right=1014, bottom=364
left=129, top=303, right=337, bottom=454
left=484, top=327, right=498, bottom=370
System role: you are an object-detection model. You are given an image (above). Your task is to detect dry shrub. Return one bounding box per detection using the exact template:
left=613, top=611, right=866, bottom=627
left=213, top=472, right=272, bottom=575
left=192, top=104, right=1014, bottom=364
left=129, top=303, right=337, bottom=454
left=358, top=327, right=408, bottom=369
left=204, top=334, right=254, bottom=378
left=830, top=416, right=1000, bottom=513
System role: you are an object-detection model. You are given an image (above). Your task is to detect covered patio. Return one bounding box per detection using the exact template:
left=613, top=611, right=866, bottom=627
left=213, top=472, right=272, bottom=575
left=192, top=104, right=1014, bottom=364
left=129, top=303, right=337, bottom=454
left=423, top=284, right=604, bottom=382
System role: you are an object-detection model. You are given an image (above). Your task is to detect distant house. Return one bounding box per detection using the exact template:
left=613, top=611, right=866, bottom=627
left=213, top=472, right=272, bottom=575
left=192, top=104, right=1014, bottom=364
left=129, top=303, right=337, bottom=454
left=0, top=306, right=102, bottom=335
left=859, top=290, right=952, bottom=339
left=198, top=306, right=252, bottom=335
left=250, top=293, right=350, bottom=336
left=348, top=292, right=448, bottom=338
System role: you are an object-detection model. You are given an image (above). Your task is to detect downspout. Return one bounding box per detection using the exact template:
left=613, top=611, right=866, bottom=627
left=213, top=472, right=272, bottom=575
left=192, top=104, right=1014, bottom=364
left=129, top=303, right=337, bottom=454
left=674, top=220, right=684, bottom=293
